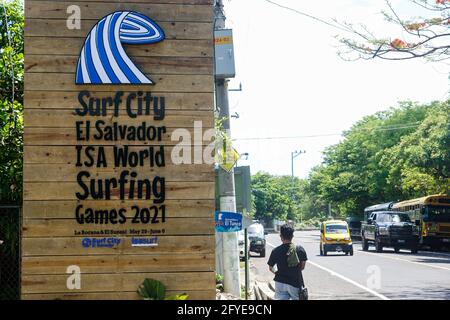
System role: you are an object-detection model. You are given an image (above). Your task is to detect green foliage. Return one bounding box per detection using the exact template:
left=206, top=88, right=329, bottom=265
left=251, top=100, right=449, bottom=222
left=137, top=278, right=166, bottom=300
left=215, top=273, right=224, bottom=292
left=382, top=101, right=450, bottom=197
left=295, top=218, right=323, bottom=230
left=251, top=172, right=312, bottom=223
left=165, top=294, right=189, bottom=300
left=137, top=278, right=189, bottom=300
left=215, top=273, right=224, bottom=283
left=0, top=0, right=24, bottom=204
left=308, top=100, right=449, bottom=217
left=240, top=284, right=246, bottom=299
left=252, top=172, right=289, bottom=222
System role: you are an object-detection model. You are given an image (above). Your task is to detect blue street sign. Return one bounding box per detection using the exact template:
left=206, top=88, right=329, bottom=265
left=215, top=211, right=242, bottom=232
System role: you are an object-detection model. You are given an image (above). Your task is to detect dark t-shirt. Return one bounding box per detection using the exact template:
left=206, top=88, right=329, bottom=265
left=267, top=243, right=307, bottom=288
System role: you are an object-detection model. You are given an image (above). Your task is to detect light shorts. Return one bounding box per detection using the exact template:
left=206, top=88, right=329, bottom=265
left=274, top=281, right=299, bottom=300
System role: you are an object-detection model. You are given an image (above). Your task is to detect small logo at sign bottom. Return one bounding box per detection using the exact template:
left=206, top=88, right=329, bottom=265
left=82, top=238, right=121, bottom=248
left=131, top=237, right=158, bottom=247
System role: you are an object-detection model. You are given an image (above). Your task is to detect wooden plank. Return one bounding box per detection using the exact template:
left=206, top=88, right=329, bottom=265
left=25, top=73, right=214, bottom=93
left=23, top=181, right=215, bottom=200
left=26, top=0, right=213, bottom=4
left=24, top=146, right=214, bottom=164
left=22, top=290, right=216, bottom=300
left=22, top=235, right=214, bottom=256
left=24, top=163, right=215, bottom=182
left=22, top=272, right=215, bottom=294
left=23, top=200, right=214, bottom=219
left=25, top=55, right=213, bottom=75
left=25, top=2, right=213, bottom=22
left=22, top=217, right=214, bottom=238
left=24, top=109, right=214, bottom=128
left=25, top=19, right=212, bottom=40
left=25, top=38, right=213, bottom=57
left=22, top=254, right=214, bottom=274
left=24, top=127, right=215, bottom=146
left=25, top=91, right=214, bottom=110
left=22, top=0, right=216, bottom=299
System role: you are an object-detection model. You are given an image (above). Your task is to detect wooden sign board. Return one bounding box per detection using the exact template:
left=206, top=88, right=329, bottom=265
left=23, top=0, right=216, bottom=300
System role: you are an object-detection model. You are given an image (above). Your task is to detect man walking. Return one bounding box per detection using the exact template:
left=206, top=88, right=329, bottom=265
left=267, top=224, right=307, bottom=300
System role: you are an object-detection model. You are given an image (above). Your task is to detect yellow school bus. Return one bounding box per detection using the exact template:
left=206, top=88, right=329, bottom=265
left=392, top=194, right=450, bottom=249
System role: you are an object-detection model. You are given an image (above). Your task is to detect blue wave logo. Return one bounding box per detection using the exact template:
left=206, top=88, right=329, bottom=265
left=76, top=11, right=165, bottom=85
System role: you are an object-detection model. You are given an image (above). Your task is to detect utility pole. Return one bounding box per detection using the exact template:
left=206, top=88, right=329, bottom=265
left=290, top=150, right=305, bottom=223
left=291, top=150, right=305, bottom=177
left=214, top=0, right=241, bottom=297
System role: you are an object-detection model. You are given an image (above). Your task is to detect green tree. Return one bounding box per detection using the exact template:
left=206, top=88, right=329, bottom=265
left=251, top=173, right=297, bottom=221
left=251, top=172, right=314, bottom=223
left=251, top=101, right=448, bottom=222
left=308, top=101, right=436, bottom=217
left=0, top=0, right=23, bottom=204
left=382, top=101, right=450, bottom=197
left=297, top=177, right=329, bottom=220
left=252, top=172, right=290, bottom=223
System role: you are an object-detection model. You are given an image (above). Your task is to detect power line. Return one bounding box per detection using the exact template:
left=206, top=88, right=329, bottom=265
left=261, top=0, right=351, bottom=33
left=232, top=122, right=423, bottom=142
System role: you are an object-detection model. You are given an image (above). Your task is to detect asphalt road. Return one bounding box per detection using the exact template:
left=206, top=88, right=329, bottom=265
left=250, top=230, right=450, bottom=300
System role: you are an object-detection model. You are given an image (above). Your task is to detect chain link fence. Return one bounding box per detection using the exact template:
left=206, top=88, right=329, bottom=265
left=0, top=206, right=21, bottom=300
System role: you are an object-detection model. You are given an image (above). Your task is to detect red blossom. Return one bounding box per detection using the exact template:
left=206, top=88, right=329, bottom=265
left=391, top=38, right=408, bottom=49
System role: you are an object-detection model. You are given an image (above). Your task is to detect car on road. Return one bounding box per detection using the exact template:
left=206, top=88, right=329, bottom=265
left=247, top=223, right=266, bottom=257
left=320, top=220, right=354, bottom=256
left=361, top=211, right=419, bottom=253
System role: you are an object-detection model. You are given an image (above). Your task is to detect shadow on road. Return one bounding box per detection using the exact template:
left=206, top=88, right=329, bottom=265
left=315, top=254, right=353, bottom=257
left=413, top=257, right=450, bottom=264
left=386, top=286, right=450, bottom=300
left=358, top=248, right=450, bottom=259
left=248, top=252, right=266, bottom=259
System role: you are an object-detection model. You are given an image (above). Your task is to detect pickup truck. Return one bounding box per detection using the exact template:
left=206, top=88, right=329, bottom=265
left=361, top=211, right=419, bottom=253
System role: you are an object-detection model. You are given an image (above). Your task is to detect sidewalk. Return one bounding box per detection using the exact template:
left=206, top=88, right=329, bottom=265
left=240, top=259, right=256, bottom=300
left=246, top=257, right=275, bottom=300
left=254, top=280, right=275, bottom=300
left=216, top=258, right=257, bottom=300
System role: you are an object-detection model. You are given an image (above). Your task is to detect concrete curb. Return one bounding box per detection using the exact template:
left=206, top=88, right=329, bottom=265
left=254, top=284, right=262, bottom=300
left=254, top=280, right=274, bottom=300
left=268, top=281, right=275, bottom=291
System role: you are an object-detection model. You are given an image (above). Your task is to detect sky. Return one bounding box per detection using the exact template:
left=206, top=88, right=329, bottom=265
left=222, top=0, right=450, bottom=178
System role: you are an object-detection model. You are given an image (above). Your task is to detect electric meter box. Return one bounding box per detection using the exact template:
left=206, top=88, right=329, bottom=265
left=214, top=29, right=236, bottom=79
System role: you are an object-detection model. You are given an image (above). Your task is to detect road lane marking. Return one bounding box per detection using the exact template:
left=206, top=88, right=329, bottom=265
left=266, top=242, right=281, bottom=249
left=357, top=250, right=450, bottom=272
left=266, top=241, right=390, bottom=300
left=306, top=260, right=390, bottom=300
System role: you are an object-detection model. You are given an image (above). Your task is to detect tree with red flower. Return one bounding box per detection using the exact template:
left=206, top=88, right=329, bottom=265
left=337, top=0, right=450, bottom=61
